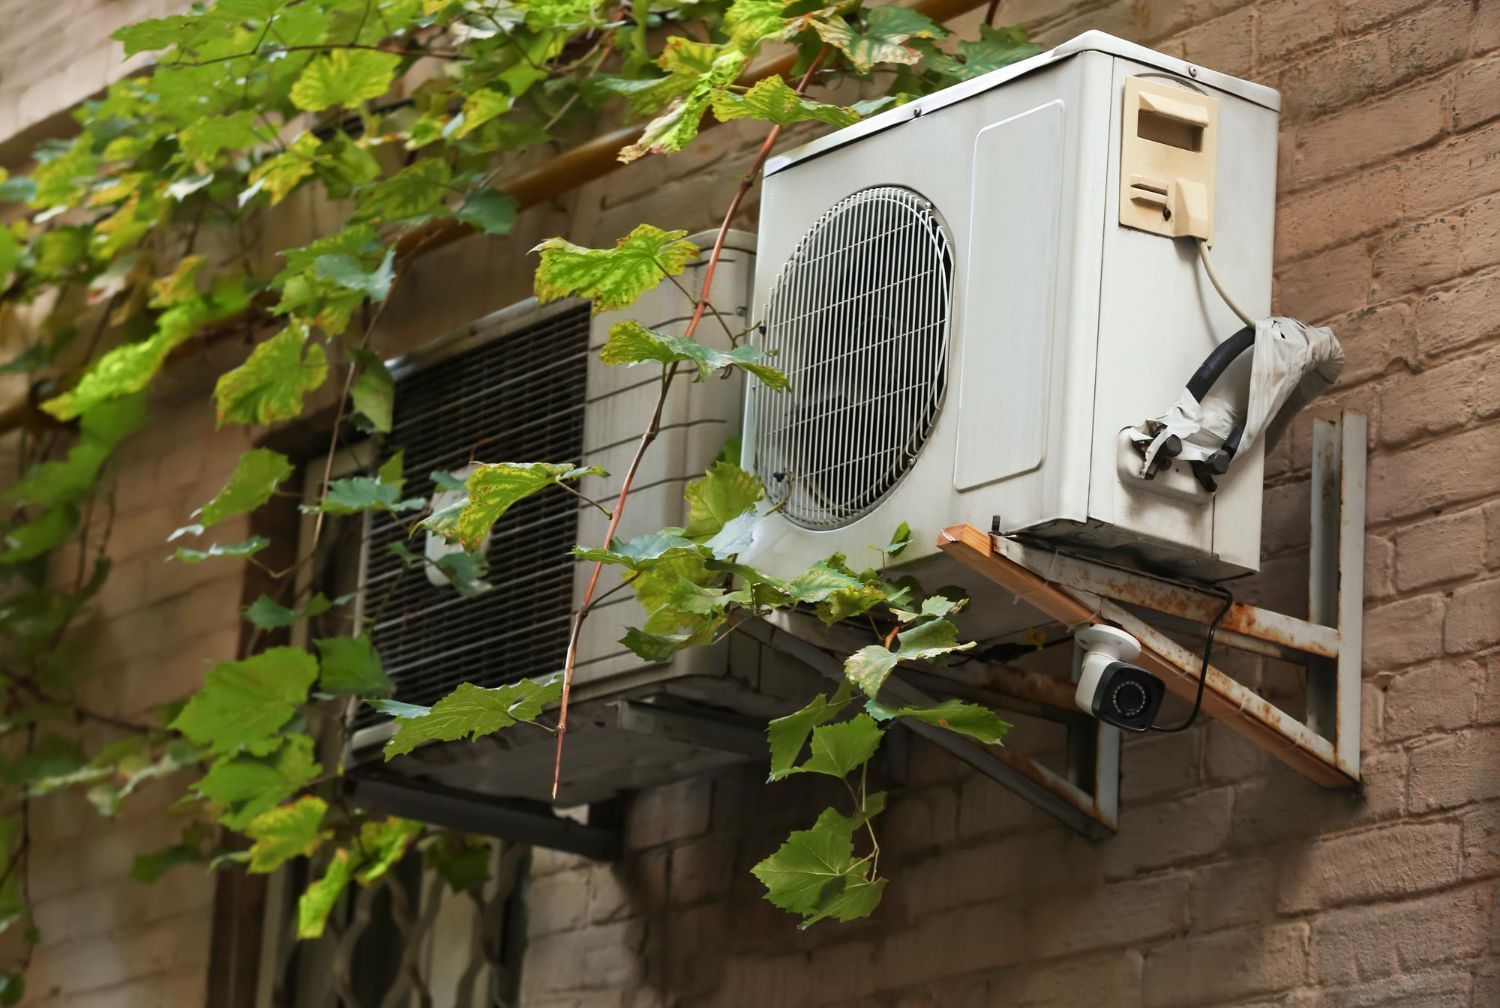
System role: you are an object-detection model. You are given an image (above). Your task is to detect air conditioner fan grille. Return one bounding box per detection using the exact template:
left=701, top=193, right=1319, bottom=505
left=750, top=186, right=953, bottom=531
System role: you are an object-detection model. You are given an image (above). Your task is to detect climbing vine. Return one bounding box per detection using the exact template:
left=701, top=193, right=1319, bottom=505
left=0, top=0, right=1037, bottom=993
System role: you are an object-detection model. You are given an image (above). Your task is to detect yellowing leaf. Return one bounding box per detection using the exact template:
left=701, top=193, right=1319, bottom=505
left=420, top=462, right=602, bottom=550
left=247, top=133, right=321, bottom=206
left=454, top=89, right=512, bottom=138
left=213, top=325, right=328, bottom=426
left=42, top=304, right=201, bottom=420
left=683, top=461, right=762, bottom=539
left=618, top=49, right=747, bottom=163
left=195, top=735, right=320, bottom=830
left=355, top=159, right=451, bottom=222
left=171, top=647, right=318, bottom=755
left=533, top=224, right=699, bottom=312
left=710, top=76, right=860, bottom=128
left=843, top=617, right=975, bottom=698
left=291, top=49, right=402, bottom=112
left=813, top=7, right=945, bottom=74
left=298, top=849, right=353, bottom=938
left=245, top=796, right=329, bottom=873
left=150, top=254, right=205, bottom=308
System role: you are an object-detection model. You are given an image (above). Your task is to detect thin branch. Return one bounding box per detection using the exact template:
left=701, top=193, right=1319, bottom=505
left=551, top=47, right=832, bottom=798
left=174, top=42, right=471, bottom=69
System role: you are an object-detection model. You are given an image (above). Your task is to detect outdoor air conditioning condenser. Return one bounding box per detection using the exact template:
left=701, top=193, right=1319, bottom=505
left=741, top=31, right=1281, bottom=632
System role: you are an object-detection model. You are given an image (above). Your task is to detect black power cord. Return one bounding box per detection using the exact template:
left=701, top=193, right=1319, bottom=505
left=1151, top=585, right=1235, bottom=733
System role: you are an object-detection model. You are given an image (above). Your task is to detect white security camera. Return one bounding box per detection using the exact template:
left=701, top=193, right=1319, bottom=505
left=1074, top=625, right=1166, bottom=732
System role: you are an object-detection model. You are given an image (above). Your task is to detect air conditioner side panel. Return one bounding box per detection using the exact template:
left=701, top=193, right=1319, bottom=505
left=571, top=232, right=756, bottom=686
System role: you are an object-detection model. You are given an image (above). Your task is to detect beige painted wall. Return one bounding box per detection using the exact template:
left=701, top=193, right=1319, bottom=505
left=1, top=0, right=1497, bottom=1004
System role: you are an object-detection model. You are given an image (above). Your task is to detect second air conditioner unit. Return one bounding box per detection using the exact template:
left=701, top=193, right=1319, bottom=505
left=742, top=32, right=1280, bottom=634
left=336, top=230, right=808, bottom=807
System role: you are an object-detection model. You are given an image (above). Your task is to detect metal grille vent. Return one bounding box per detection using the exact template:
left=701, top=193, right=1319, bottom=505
left=749, top=186, right=954, bottom=530
left=358, top=304, right=591, bottom=726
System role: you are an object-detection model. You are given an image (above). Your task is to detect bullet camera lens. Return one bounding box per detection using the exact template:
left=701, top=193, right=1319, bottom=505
left=1091, top=661, right=1167, bottom=732
left=1110, top=679, right=1150, bottom=718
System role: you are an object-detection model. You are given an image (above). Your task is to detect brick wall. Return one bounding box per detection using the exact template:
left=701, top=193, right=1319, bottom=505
left=1, top=0, right=1498, bottom=1005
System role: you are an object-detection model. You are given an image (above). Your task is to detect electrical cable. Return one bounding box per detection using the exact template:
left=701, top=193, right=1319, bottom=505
left=1196, top=238, right=1255, bottom=327
left=1151, top=584, right=1235, bottom=733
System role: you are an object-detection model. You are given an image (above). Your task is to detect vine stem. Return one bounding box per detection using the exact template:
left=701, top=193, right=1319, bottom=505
left=551, top=46, right=831, bottom=798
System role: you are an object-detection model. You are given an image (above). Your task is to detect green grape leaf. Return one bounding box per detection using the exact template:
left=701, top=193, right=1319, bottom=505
left=683, top=461, right=762, bottom=539
left=533, top=225, right=699, bottom=312
left=313, top=476, right=421, bottom=515
left=245, top=133, right=323, bottom=206
left=601, top=321, right=788, bottom=389
left=297, top=849, right=354, bottom=939
left=171, top=647, right=319, bottom=755
left=454, top=88, right=513, bottom=138
left=245, top=796, right=329, bottom=873
left=348, top=349, right=395, bottom=434
left=865, top=698, right=1010, bottom=745
left=455, top=188, right=518, bottom=236
left=926, top=24, right=1039, bottom=81
left=766, top=680, right=854, bottom=781
left=213, top=325, right=329, bottom=426
left=423, top=832, right=491, bottom=893
left=710, top=75, right=860, bottom=128
left=41, top=304, right=201, bottom=420
left=8, top=394, right=147, bottom=507
left=314, top=249, right=395, bottom=301
left=291, top=49, right=402, bottom=112
left=173, top=535, right=271, bottom=564
left=383, top=676, right=563, bottom=759
left=315, top=635, right=393, bottom=697
left=843, top=617, right=974, bottom=697
left=130, top=840, right=208, bottom=883
left=782, top=559, right=887, bottom=626
left=813, top=7, right=945, bottom=73
left=353, top=817, right=422, bottom=885
left=723, top=0, right=795, bottom=51
left=356, top=159, right=451, bottom=223
left=421, top=463, right=602, bottom=550
left=196, top=448, right=294, bottom=528
left=179, top=110, right=265, bottom=161
left=751, top=800, right=886, bottom=927
left=243, top=592, right=336, bottom=629
left=113, top=15, right=195, bottom=55
left=880, top=521, right=911, bottom=558
left=786, top=713, right=882, bottom=778
left=0, top=507, right=76, bottom=563
left=619, top=627, right=692, bottom=661
left=195, top=734, right=320, bottom=830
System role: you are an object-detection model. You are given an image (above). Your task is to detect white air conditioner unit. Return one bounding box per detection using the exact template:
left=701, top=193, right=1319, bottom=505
left=331, top=230, right=809, bottom=810
left=742, top=32, right=1279, bottom=638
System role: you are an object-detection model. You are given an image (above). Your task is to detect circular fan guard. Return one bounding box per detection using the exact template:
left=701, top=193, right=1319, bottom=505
left=749, top=186, right=954, bottom=531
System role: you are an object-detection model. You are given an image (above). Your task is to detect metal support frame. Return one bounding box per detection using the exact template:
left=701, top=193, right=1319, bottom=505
left=739, top=617, right=1121, bottom=839
left=347, top=772, right=622, bottom=860
left=937, top=412, right=1367, bottom=791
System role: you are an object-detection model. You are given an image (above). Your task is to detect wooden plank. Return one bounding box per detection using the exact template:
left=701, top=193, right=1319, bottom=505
left=937, top=524, right=1357, bottom=789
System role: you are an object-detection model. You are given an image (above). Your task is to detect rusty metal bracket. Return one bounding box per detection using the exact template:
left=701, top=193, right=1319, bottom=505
left=937, top=412, right=1367, bottom=791
left=738, top=615, right=1121, bottom=840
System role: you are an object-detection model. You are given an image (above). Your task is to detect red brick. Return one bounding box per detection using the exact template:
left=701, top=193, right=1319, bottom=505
left=1276, top=166, right=1404, bottom=263
left=1329, top=300, right=1416, bottom=385
left=1460, top=799, right=1500, bottom=880
left=1393, top=506, right=1488, bottom=588
left=1365, top=532, right=1395, bottom=599
left=1189, top=856, right=1275, bottom=931
left=1444, top=577, right=1500, bottom=653
left=1338, top=0, right=1431, bottom=33
left=1367, top=425, right=1500, bottom=523
left=1317, top=969, right=1474, bottom=1008
left=1257, top=0, right=1339, bottom=66
left=1277, top=821, right=1461, bottom=913
left=1290, top=79, right=1449, bottom=189
left=1405, top=120, right=1500, bottom=218
left=1174, top=6, right=1253, bottom=77
left=1409, top=726, right=1500, bottom=811
left=1384, top=4, right=1473, bottom=84
left=1453, top=54, right=1500, bottom=133
left=1460, top=191, right=1500, bottom=271
left=1371, top=215, right=1463, bottom=299
left=1143, top=922, right=1308, bottom=1007
left=1278, top=35, right=1392, bottom=121
left=1385, top=658, right=1482, bottom=739
left=1100, top=787, right=1234, bottom=878
left=1412, top=268, right=1500, bottom=358
left=1273, top=241, right=1372, bottom=323
left=1310, top=886, right=1492, bottom=984
left=1363, top=593, right=1445, bottom=669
